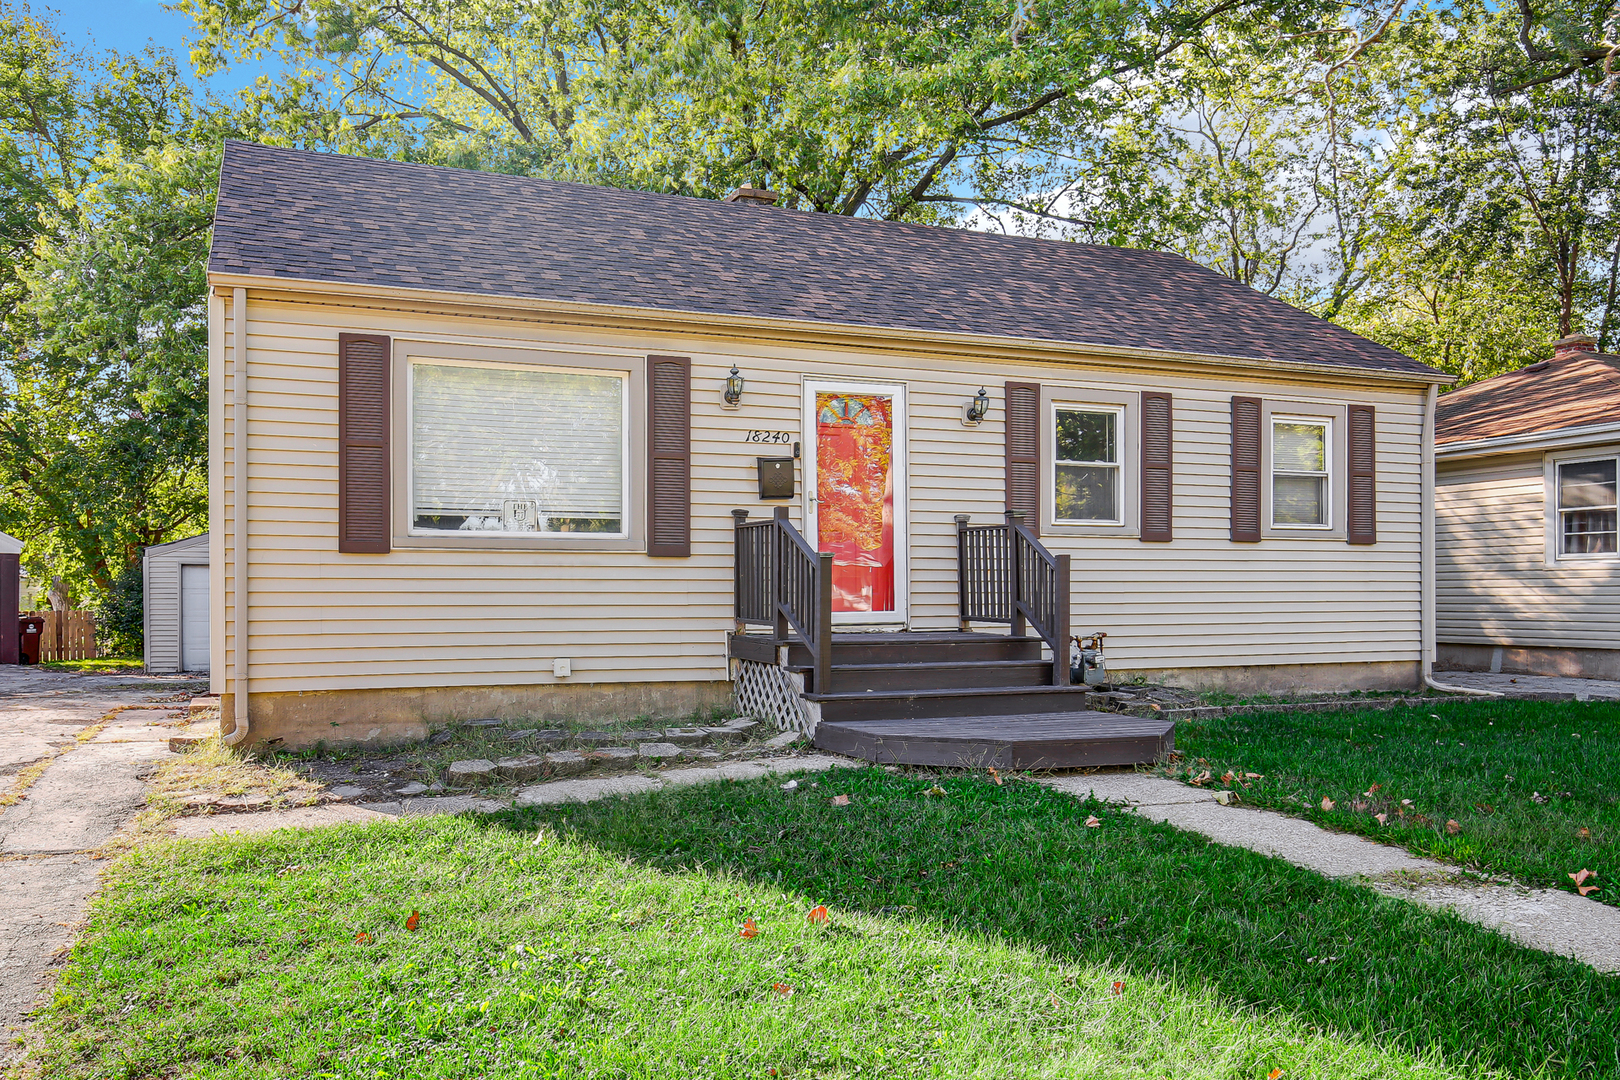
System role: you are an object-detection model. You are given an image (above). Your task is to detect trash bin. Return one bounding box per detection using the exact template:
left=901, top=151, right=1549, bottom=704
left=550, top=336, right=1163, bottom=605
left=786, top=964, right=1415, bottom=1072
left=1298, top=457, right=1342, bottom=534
left=18, top=615, right=44, bottom=664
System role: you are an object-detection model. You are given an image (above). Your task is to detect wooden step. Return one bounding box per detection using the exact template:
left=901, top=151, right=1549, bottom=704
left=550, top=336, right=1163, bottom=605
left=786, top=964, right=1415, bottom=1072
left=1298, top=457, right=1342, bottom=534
left=805, top=684, right=1098, bottom=723
left=794, top=659, right=1057, bottom=693
left=813, top=712, right=1174, bottom=768
left=799, top=632, right=1046, bottom=666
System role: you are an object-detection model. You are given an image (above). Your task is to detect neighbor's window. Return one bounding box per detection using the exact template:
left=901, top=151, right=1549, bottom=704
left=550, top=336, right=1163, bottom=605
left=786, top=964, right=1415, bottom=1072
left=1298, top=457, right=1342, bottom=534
left=1272, top=418, right=1330, bottom=527
left=1557, top=457, right=1618, bottom=555
left=410, top=359, right=626, bottom=536
left=1054, top=407, right=1121, bottom=524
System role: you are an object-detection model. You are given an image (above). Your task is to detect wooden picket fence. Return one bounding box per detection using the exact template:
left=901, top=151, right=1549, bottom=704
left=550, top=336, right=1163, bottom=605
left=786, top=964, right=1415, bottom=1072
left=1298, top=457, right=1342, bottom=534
left=22, top=609, right=98, bottom=662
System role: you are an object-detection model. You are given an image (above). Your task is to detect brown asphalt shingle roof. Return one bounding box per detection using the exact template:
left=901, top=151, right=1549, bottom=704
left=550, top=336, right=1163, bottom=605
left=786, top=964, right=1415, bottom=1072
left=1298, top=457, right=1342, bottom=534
left=1436, top=351, right=1620, bottom=445
left=209, top=141, right=1437, bottom=378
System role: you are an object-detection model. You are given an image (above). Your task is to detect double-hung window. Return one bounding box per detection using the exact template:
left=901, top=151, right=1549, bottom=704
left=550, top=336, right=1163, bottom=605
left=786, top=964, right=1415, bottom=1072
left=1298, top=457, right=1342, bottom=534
left=409, top=358, right=629, bottom=537
left=1054, top=407, right=1122, bottom=524
left=1272, top=417, right=1331, bottom=528
left=1556, top=457, right=1618, bottom=556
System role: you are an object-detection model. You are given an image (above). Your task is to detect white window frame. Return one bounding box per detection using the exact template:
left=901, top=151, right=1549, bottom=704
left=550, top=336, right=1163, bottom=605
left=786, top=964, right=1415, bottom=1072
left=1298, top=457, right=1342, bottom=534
left=1543, top=447, right=1620, bottom=566
left=1040, top=387, right=1140, bottom=537
left=1267, top=412, right=1337, bottom=533
left=1051, top=403, right=1126, bottom=527
left=391, top=340, right=647, bottom=552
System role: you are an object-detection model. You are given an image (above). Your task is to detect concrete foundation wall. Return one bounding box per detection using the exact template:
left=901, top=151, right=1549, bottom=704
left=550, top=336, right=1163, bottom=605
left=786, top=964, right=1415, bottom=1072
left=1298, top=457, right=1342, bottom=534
left=1118, top=660, right=1421, bottom=695
left=219, top=679, right=733, bottom=750
left=1435, top=643, right=1620, bottom=681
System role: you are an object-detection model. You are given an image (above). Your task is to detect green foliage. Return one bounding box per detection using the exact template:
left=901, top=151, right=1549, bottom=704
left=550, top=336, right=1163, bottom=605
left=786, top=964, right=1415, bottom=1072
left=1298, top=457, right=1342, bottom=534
left=94, top=560, right=144, bottom=658
left=0, top=5, right=211, bottom=602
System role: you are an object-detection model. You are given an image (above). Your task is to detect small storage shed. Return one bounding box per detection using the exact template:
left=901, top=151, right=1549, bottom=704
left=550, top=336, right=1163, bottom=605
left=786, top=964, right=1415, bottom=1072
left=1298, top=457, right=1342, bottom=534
left=143, top=533, right=210, bottom=673
left=0, top=530, right=20, bottom=665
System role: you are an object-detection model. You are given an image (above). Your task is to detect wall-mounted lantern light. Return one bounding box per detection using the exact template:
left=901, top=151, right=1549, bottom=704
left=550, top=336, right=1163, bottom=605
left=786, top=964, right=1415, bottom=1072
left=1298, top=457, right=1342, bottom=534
left=962, top=386, right=991, bottom=426
left=723, top=364, right=745, bottom=408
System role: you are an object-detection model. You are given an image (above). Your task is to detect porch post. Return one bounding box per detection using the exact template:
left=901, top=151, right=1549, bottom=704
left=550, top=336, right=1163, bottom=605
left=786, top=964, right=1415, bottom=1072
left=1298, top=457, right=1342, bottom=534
left=1053, top=553, right=1071, bottom=685
left=954, top=514, right=970, bottom=632
left=816, top=551, right=834, bottom=696
left=1007, top=510, right=1026, bottom=638
left=772, top=506, right=790, bottom=643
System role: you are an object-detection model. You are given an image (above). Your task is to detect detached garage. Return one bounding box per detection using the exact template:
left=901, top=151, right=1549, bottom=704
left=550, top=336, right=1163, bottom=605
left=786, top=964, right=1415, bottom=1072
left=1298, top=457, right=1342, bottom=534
left=144, top=533, right=210, bottom=673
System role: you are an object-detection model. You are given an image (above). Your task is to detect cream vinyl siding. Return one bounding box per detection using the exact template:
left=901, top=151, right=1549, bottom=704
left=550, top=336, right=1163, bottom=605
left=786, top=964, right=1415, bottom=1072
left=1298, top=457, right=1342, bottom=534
left=1436, top=451, right=1620, bottom=649
left=211, top=289, right=1427, bottom=699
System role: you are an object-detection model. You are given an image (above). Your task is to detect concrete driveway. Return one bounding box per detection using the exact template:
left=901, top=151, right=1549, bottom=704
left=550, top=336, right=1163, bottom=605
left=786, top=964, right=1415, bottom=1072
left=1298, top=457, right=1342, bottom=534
left=0, top=665, right=208, bottom=1064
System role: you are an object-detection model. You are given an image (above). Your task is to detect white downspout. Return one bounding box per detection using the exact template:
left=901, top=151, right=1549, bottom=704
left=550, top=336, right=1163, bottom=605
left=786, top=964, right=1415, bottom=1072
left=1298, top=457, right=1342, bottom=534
left=223, top=287, right=254, bottom=743
left=1421, top=381, right=1501, bottom=698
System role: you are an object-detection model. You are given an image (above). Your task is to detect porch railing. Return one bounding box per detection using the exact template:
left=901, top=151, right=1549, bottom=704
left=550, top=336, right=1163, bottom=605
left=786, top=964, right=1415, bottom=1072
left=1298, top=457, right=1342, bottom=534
left=956, top=511, right=1072, bottom=685
left=733, top=507, right=833, bottom=695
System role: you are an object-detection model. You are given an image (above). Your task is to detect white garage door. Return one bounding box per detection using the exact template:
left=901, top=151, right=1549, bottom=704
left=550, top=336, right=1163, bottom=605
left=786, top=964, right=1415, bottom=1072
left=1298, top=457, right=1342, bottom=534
left=180, top=564, right=209, bottom=672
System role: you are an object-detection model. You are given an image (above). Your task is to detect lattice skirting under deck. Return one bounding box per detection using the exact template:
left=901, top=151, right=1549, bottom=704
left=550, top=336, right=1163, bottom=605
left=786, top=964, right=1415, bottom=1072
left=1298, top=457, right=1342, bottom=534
left=730, top=657, right=818, bottom=736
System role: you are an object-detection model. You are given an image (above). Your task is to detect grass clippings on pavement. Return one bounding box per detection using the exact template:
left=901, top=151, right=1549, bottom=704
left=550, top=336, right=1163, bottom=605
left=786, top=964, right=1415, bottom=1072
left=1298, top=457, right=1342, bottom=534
left=1168, top=698, right=1619, bottom=904
left=31, top=769, right=1620, bottom=1079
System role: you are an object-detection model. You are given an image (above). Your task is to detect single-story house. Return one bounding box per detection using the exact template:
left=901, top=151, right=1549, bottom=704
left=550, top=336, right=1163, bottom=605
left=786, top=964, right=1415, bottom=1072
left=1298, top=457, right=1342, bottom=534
left=206, top=141, right=1450, bottom=751
left=1435, top=334, right=1620, bottom=679
left=143, top=532, right=210, bottom=674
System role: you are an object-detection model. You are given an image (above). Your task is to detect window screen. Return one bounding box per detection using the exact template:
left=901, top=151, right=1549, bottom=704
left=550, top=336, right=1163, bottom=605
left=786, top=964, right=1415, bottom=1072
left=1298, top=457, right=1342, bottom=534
left=1054, top=408, right=1120, bottom=523
left=1558, top=458, right=1618, bottom=555
left=411, top=360, right=625, bottom=535
left=1273, top=419, right=1329, bottom=526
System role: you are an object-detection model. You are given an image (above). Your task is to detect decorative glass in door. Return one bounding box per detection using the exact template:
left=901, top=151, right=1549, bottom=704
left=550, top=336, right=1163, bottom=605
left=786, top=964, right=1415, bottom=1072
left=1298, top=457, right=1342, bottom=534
left=815, top=392, right=895, bottom=612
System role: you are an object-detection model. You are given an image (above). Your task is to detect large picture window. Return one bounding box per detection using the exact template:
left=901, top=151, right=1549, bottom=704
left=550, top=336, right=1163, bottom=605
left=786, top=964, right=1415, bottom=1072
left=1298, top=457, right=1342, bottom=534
left=1272, top=417, right=1331, bottom=528
left=1054, top=406, right=1122, bottom=524
left=410, top=359, right=627, bottom=537
left=1557, top=457, right=1618, bottom=556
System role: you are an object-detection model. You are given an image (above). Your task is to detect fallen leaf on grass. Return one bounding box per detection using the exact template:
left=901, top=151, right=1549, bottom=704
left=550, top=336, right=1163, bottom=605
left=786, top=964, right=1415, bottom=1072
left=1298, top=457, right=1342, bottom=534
left=1245, top=772, right=1264, bottom=779
left=1189, top=770, right=1211, bottom=787
left=1320, top=797, right=1335, bottom=811
left=1214, top=790, right=1236, bottom=806
left=1110, top=980, right=1125, bottom=996
left=405, top=911, right=420, bottom=932
left=1351, top=800, right=1369, bottom=812
left=1085, top=815, right=1102, bottom=828
left=1269, top=1070, right=1284, bottom=1080
left=829, top=794, right=850, bottom=806
left=354, top=932, right=373, bottom=944
left=923, top=785, right=947, bottom=796
left=1570, top=869, right=1600, bottom=896
left=1374, top=813, right=1388, bottom=826
left=1577, top=827, right=1592, bottom=839
left=1364, top=783, right=1381, bottom=796
left=988, top=767, right=1003, bottom=785
left=772, top=982, right=794, bottom=997
left=780, top=780, right=799, bottom=792
left=1221, top=771, right=1235, bottom=786
left=806, top=905, right=829, bottom=924
left=1444, top=820, right=1461, bottom=835
left=740, top=918, right=759, bottom=939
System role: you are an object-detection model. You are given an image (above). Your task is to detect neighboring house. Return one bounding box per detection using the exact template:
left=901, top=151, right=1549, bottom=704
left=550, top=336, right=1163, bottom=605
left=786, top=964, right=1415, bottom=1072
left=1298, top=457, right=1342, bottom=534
left=1435, top=334, right=1620, bottom=679
left=206, top=141, right=1449, bottom=750
left=143, top=533, right=210, bottom=674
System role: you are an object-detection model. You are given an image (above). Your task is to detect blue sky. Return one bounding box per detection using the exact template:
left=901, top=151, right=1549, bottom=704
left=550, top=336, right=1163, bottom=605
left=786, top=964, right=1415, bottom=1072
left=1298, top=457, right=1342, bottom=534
left=55, top=0, right=198, bottom=59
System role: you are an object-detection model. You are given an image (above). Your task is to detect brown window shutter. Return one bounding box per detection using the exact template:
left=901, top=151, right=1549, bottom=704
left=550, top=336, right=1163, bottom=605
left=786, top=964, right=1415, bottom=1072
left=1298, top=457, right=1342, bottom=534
left=1005, top=381, right=1040, bottom=534
left=1347, top=404, right=1377, bottom=545
left=1141, top=392, right=1173, bottom=542
left=338, top=333, right=391, bottom=554
left=1230, top=396, right=1262, bottom=542
left=647, top=355, right=692, bottom=557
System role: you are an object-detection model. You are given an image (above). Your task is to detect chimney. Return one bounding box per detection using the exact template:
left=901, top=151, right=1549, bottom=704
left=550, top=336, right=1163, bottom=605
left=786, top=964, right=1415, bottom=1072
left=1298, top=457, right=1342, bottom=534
left=724, top=186, right=780, bottom=207
left=1552, top=333, right=1596, bottom=360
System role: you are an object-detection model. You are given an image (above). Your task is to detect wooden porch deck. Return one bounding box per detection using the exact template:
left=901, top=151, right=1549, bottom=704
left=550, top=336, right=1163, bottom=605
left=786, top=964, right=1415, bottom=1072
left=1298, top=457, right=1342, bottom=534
left=813, top=712, right=1175, bottom=769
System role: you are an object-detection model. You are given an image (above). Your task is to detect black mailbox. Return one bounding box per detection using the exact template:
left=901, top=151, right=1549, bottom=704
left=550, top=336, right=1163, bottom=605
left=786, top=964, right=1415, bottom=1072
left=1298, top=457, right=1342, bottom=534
left=757, top=457, right=794, bottom=499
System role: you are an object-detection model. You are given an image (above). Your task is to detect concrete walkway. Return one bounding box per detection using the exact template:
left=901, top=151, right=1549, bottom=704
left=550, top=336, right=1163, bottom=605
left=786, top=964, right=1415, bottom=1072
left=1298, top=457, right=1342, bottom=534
left=0, top=666, right=207, bottom=1063
left=172, top=754, right=851, bottom=838
left=1435, top=670, right=1620, bottom=700
left=1050, top=772, right=1620, bottom=973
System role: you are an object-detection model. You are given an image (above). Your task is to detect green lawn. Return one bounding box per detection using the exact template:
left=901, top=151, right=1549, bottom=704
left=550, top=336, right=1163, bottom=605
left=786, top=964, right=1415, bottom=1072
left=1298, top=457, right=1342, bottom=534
left=33, top=769, right=1620, bottom=1079
left=1170, top=699, right=1619, bottom=903
left=38, top=657, right=146, bottom=673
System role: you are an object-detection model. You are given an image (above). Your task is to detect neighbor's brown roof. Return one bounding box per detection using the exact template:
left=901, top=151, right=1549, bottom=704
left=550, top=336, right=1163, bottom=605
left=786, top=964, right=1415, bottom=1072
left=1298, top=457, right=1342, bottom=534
left=1436, top=351, right=1620, bottom=445
left=208, top=141, right=1438, bottom=378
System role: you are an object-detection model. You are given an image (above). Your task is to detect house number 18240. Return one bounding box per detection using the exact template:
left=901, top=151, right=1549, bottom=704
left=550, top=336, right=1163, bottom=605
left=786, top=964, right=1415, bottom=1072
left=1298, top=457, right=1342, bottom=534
left=745, top=430, right=794, bottom=444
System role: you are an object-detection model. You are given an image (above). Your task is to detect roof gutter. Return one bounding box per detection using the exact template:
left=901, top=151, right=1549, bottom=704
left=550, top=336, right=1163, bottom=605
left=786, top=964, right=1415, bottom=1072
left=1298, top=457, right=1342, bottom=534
left=1437, top=419, right=1620, bottom=460
left=206, top=271, right=1452, bottom=389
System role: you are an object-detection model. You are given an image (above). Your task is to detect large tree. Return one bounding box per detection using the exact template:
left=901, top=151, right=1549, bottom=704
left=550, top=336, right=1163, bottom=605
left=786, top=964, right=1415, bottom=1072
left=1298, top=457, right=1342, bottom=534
left=0, top=4, right=212, bottom=607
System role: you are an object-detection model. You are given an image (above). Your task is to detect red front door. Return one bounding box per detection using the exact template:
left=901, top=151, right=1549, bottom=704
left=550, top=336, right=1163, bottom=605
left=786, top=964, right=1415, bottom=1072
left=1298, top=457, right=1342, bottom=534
left=814, top=390, right=896, bottom=614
